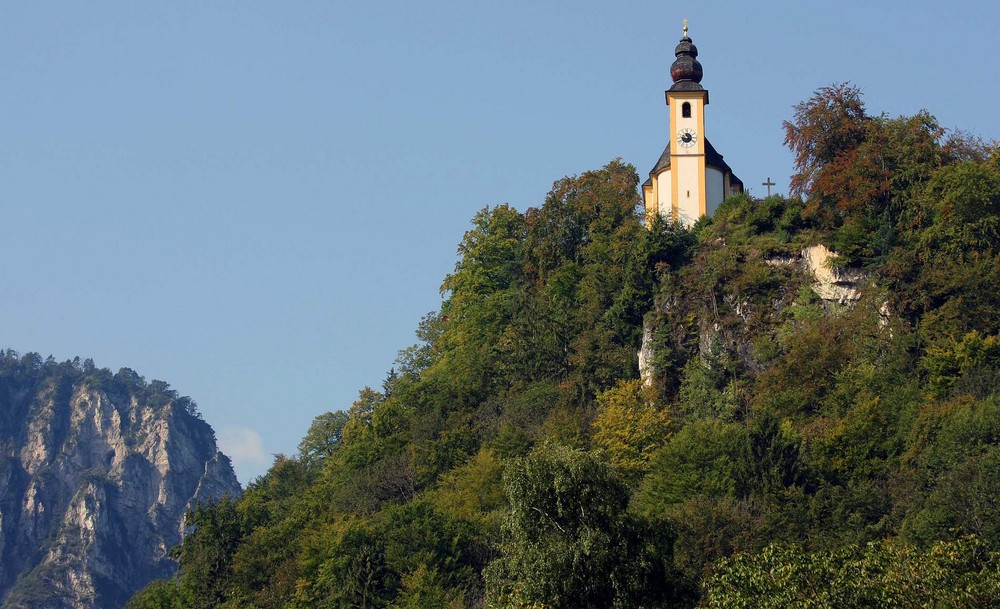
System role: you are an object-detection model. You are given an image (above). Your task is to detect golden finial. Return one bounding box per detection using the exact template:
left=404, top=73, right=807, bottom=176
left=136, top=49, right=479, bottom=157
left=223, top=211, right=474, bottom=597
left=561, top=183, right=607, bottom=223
left=683, top=18, right=688, bottom=37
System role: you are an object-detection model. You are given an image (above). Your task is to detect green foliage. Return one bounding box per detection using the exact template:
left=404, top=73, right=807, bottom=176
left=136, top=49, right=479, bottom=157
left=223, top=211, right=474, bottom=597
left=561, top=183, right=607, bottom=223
left=298, top=410, right=349, bottom=468
left=171, top=497, right=248, bottom=609
left=124, top=580, right=192, bottom=609
left=295, top=518, right=396, bottom=608
left=429, top=448, right=506, bottom=532
left=905, top=445, right=1000, bottom=549
left=710, top=192, right=807, bottom=248
left=441, top=203, right=526, bottom=357
left=639, top=419, right=746, bottom=510
left=291, top=501, right=484, bottom=609
left=391, top=564, right=465, bottom=609
left=484, top=443, right=674, bottom=609
left=922, top=332, right=1000, bottom=399
left=677, top=359, right=739, bottom=421
left=703, top=537, right=1000, bottom=608
left=609, top=215, right=696, bottom=347
left=899, top=396, right=1000, bottom=548
left=753, top=314, right=855, bottom=417
left=917, top=161, right=1000, bottom=258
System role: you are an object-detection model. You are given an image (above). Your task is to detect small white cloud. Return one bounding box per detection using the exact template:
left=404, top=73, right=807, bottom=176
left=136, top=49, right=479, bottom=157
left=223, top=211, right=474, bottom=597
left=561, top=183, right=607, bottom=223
left=218, top=426, right=268, bottom=481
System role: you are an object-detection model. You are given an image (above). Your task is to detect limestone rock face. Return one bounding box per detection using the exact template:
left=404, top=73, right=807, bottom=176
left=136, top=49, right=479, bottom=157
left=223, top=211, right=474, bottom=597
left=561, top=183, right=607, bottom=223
left=639, top=320, right=656, bottom=387
left=0, top=358, right=241, bottom=609
left=799, top=244, right=866, bottom=305
left=765, top=244, right=867, bottom=306
left=639, top=243, right=870, bottom=386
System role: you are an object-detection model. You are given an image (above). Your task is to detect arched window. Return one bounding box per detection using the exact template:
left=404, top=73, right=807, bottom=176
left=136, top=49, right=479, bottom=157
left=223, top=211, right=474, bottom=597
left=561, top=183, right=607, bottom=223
left=682, top=102, right=691, bottom=118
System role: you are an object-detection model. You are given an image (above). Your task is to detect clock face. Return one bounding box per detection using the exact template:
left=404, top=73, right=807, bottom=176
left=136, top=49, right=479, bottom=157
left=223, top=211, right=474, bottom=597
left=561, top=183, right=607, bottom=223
left=677, top=128, right=698, bottom=148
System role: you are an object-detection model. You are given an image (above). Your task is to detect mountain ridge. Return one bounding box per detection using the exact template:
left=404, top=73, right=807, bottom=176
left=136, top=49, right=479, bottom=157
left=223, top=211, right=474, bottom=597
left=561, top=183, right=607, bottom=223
left=0, top=353, right=240, bottom=609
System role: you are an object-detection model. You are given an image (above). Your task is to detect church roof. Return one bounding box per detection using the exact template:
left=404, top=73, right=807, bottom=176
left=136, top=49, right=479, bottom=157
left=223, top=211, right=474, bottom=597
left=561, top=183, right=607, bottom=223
left=645, top=138, right=741, bottom=186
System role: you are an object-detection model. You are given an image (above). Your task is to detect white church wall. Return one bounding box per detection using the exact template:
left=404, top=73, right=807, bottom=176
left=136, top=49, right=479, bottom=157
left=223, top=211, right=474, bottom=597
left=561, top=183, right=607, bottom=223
left=656, top=169, right=672, bottom=220
left=675, top=156, right=702, bottom=227
left=706, top=167, right=725, bottom=217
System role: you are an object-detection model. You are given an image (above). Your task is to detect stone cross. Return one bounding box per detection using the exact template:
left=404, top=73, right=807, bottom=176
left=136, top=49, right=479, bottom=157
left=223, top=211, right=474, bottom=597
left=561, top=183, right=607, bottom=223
left=762, top=177, right=776, bottom=197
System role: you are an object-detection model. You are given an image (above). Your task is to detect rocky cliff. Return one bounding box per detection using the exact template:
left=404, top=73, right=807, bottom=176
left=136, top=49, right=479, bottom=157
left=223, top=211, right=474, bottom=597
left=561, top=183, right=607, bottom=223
left=0, top=353, right=240, bottom=609
left=640, top=242, right=872, bottom=386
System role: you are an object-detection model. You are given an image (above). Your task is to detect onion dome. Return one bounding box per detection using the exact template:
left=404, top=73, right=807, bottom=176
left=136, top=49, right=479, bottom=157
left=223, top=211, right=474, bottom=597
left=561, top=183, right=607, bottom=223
left=669, top=20, right=704, bottom=91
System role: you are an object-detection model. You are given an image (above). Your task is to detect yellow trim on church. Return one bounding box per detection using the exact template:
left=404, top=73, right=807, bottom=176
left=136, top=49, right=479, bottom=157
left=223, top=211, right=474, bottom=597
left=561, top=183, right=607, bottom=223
left=641, top=25, right=740, bottom=229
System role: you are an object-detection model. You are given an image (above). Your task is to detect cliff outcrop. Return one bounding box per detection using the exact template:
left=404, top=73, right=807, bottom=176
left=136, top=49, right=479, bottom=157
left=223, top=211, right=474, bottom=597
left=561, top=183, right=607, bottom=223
left=641, top=241, right=870, bottom=386
left=0, top=354, right=240, bottom=609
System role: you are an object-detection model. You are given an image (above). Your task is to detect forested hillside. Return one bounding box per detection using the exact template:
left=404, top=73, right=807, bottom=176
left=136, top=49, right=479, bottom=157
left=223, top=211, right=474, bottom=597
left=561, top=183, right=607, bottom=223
left=129, top=85, right=1000, bottom=608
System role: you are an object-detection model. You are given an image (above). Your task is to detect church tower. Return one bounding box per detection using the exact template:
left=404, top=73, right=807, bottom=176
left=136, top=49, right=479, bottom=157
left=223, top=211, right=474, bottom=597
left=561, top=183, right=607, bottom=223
left=642, top=22, right=742, bottom=227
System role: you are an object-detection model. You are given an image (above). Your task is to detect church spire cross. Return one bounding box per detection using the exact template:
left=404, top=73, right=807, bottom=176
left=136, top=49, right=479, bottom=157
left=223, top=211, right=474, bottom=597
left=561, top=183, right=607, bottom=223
left=683, top=18, right=688, bottom=38
left=762, top=177, right=776, bottom=197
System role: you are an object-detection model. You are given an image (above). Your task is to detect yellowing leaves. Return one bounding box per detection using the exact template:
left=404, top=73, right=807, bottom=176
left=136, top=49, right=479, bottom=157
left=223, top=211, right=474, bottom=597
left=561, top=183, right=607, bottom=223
left=591, top=380, right=671, bottom=480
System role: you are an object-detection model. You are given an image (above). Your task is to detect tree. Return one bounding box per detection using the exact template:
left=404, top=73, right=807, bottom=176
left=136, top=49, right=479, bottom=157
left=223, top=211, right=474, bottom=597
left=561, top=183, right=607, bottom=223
left=639, top=419, right=747, bottom=510
left=389, top=564, right=464, bottom=609
left=784, top=83, right=871, bottom=222
left=784, top=84, right=952, bottom=263
left=520, top=160, right=646, bottom=400
left=295, top=519, right=395, bottom=609
left=916, top=160, right=1000, bottom=260
left=395, top=312, right=446, bottom=378
left=298, top=410, right=350, bottom=468
left=484, top=444, right=674, bottom=608
left=439, top=203, right=526, bottom=343
left=434, top=204, right=527, bottom=402
left=443, top=204, right=526, bottom=304
left=609, top=214, right=696, bottom=351
left=170, top=497, right=248, bottom=609
left=591, top=380, right=671, bottom=481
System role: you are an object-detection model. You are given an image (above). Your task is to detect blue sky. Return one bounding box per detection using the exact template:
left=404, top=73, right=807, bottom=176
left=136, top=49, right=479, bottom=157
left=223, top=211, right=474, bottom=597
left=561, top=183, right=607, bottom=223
left=2, top=1, right=998, bottom=482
